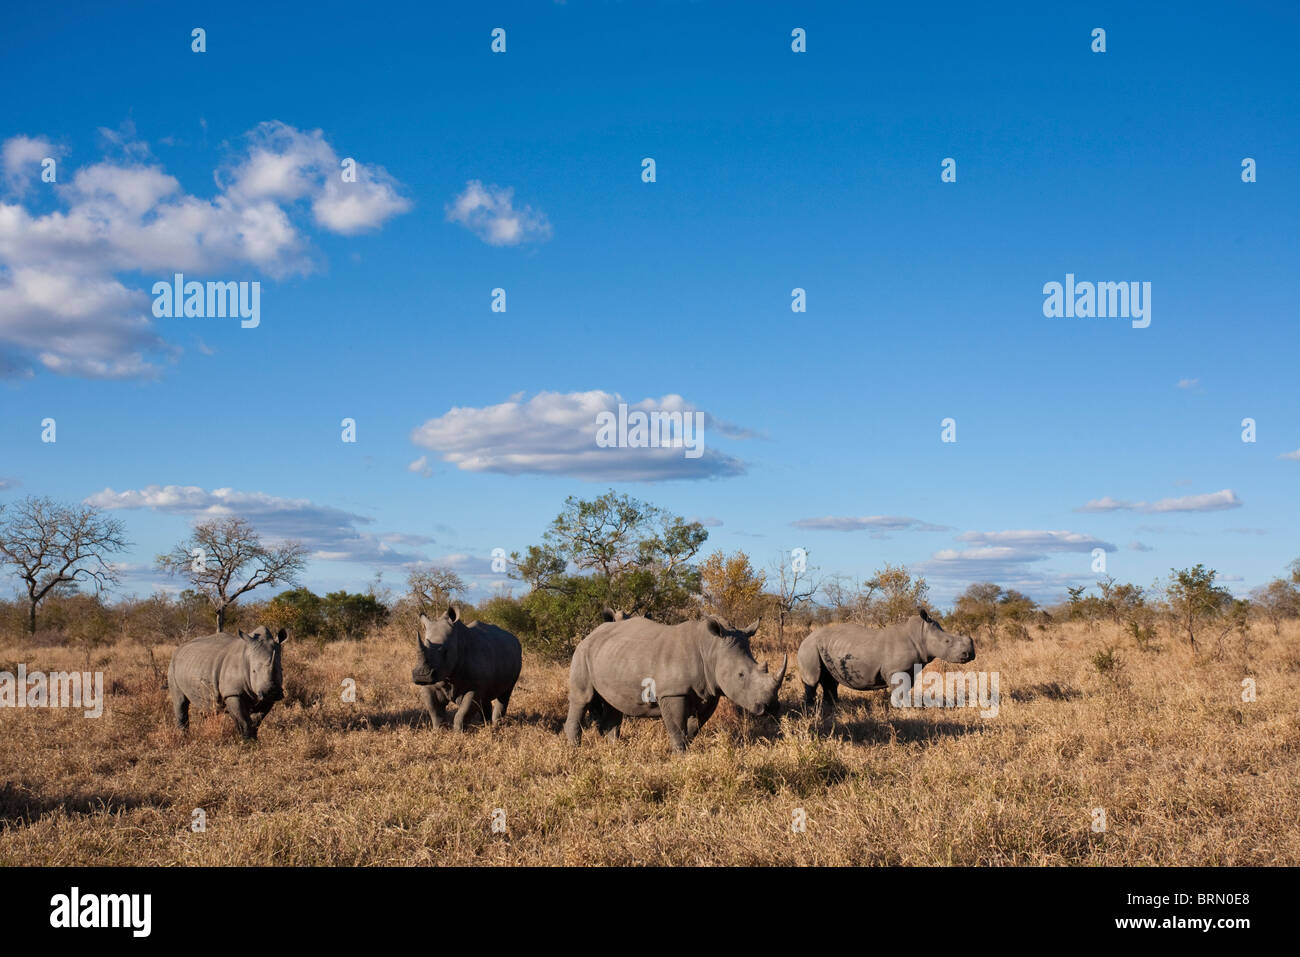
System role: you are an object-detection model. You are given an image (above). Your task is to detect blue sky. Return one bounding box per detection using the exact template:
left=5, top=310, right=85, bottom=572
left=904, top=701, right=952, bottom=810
left=1, top=0, right=1297, bottom=606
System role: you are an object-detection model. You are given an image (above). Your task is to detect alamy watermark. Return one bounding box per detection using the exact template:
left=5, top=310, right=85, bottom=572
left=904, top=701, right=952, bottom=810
left=152, top=273, right=261, bottom=328
left=595, top=403, right=704, bottom=459
left=0, top=665, right=104, bottom=718
left=889, top=665, right=999, bottom=718
left=1042, top=273, right=1150, bottom=328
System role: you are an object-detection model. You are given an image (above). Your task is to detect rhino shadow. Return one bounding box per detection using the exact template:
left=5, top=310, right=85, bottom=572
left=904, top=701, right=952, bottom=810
left=1008, top=681, right=1080, bottom=703
left=811, top=700, right=985, bottom=745
left=0, top=782, right=169, bottom=828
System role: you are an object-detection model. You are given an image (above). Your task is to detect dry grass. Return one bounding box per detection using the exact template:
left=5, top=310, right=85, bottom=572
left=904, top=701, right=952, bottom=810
left=1, top=620, right=1296, bottom=865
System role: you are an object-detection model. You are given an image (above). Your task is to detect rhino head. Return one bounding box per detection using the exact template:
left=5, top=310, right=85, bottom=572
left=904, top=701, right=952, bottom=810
left=238, top=626, right=287, bottom=703
left=707, top=616, right=787, bottom=717
left=412, top=606, right=462, bottom=686
left=915, top=607, right=976, bottom=664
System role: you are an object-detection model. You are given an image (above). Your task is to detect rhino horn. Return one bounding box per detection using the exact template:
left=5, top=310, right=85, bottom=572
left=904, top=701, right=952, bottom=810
left=773, top=655, right=788, bottom=684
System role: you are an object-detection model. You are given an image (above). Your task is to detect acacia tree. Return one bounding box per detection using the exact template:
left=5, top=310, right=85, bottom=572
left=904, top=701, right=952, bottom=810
left=157, top=517, right=306, bottom=629
left=510, top=491, right=709, bottom=646
left=0, top=497, right=129, bottom=635
left=1165, top=564, right=1232, bottom=648
left=407, top=567, right=467, bottom=612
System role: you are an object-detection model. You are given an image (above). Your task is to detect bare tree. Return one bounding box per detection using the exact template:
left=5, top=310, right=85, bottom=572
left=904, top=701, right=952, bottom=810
left=0, top=496, right=129, bottom=635
left=407, top=566, right=467, bottom=612
left=770, top=548, right=820, bottom=644
left=157, top=517, right=306, bottom=630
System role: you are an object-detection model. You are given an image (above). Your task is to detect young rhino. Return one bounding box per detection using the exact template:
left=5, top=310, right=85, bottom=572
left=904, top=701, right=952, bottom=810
left=168, top=626, right=287, bottom=739
left=565, top=614, right=787, bottom=753
left=797, top=607, right=975, bottom=712
left=411, top=607, right=522, bottom=731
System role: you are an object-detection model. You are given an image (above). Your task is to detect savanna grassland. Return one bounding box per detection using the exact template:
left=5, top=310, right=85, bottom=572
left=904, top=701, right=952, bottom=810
left=2, top=620, right=1297, bottom=866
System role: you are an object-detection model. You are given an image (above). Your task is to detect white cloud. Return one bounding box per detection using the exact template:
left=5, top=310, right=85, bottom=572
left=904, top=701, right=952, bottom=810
left=223, top=122, right=410, bottom=234
left=792, top=515, right=949, bottom=533
left=1, top=135, right=63, bottom=194
left=916, top=529, right=1116, bottom=590
left=1176, top=378, right=1200, bottom=390
left=85, top=484, right=429, bottom=566
left=1075, top=489, right=1242, bottom=513
left=407, top=455, right=433, bottom=478
left=954, top=529, right=1115, bottom=552
left=1279, top=449, right=1300, bottom=462
left=410, top=390, right=747, bottom=482
left=445, top=180, right=551, bottom=246
left=0, top=122, right=409, bottom=379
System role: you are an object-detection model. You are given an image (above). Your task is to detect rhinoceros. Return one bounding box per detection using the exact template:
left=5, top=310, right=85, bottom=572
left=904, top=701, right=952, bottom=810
left=168, top=626, right=287, bottom=739
left=565, top=614, right=787, bottom=752
left=411, top=607, right=522, bottom=731
left=797, top=608, right=975, bottom=712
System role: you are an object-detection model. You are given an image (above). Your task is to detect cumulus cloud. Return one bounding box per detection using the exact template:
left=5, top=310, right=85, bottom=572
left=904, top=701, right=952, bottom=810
left=1074, top=489, right=1242, bottom=513
left=445, top=180, right=551, bottom=246
left=791, top=515, right=949, bottom=534
left=85, top=484, right=429, bottom=566
left=1279, top=449, right=1300, bottom=462
left=222, top=122, right=410, bottom=234
left=0, top=122, right=409, bottom=379
left=916, top=528, right=1116, bottom=588
left=1, top=135, right=63, bottom=194
left=410, top=390, right=748, bottom=482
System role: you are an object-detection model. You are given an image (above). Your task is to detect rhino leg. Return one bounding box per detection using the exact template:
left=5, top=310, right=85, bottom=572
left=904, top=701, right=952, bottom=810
left=452, top=690, right=477, bottom=732
left=818, top=674, right=840, bottom=714
left=225, top=696, right=256, bottom=740
left=798, top=639, right=824, bottom=714
left=658, top=696, right=691, bottom=753
left=565, top=653, right=595, bottom=745
left=687, top=696, right=718, bottom=741
left=418, top=685, right=450, bottom=730
left=490, top=692, right=511, bottom=726
left=593, top=698, right=622, bottom=740
left=170, top=685, right=190, bottom=730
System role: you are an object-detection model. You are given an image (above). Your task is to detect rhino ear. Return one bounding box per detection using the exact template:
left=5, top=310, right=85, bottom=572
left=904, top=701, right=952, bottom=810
left=601, top=608, right=616, bottom=623
left=276, top=628, right=288, bottom=644
left=445, top=605, right=459, bottom=623
left=705, top=615, right=727, bottom=637
left=237, top=629, right=250, bottom=641
left=741, top=619, right=761, bottom=638
left=917, top=606, right=932, bottom=623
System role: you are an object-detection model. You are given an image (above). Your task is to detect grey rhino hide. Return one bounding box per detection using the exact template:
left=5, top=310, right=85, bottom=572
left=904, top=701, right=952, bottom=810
left=167, top=625, right=287, bottom=739
left=412, top=606, right=523, bottom=731
left=796, top=608, right=975, bottom=711
left=565, top=614, right=787, bottom=753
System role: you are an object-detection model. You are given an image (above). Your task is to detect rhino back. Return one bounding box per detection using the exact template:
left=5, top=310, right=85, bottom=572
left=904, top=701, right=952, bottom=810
left=170, top=633, right=247, bottom=703
left=812, top=622, right=922, bottom=690
left=452, top=621, right=522, bottom=695
left=586, top=619, right=706, bottom=713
